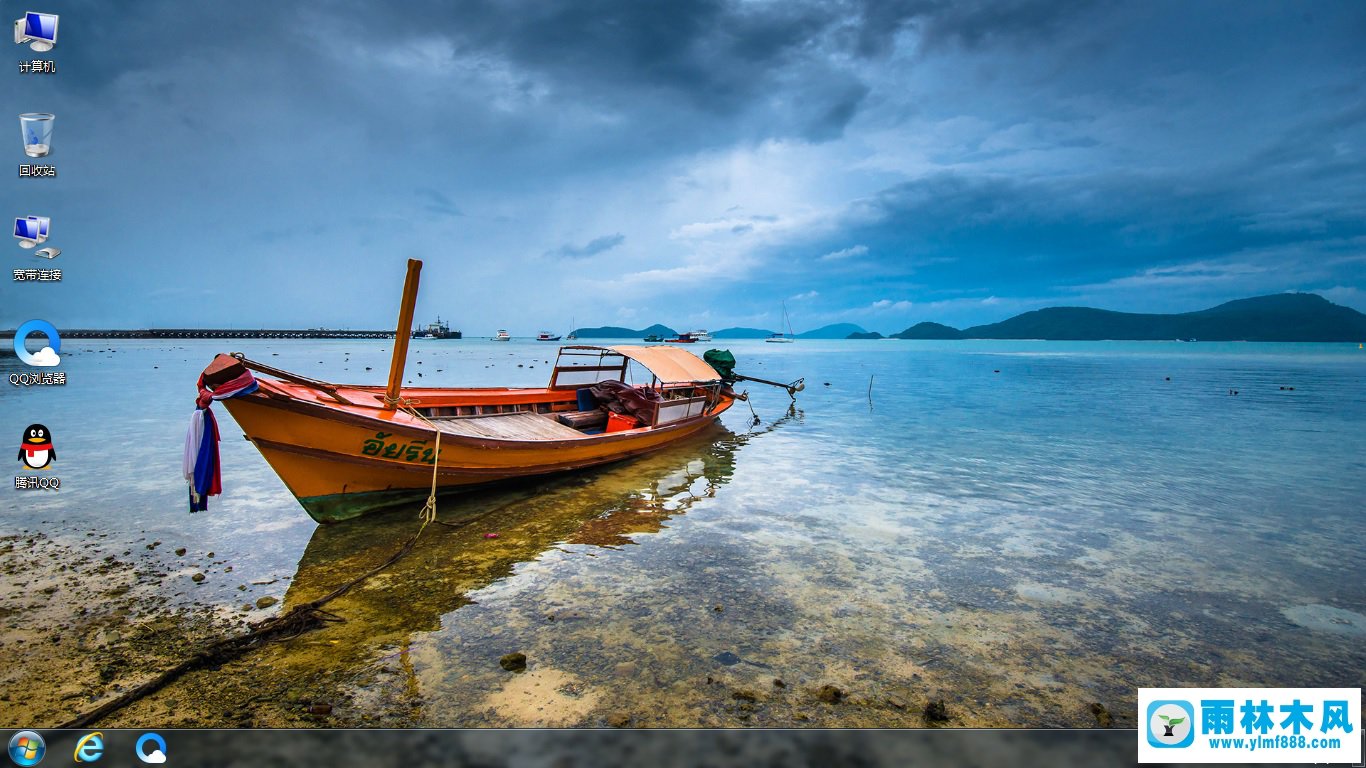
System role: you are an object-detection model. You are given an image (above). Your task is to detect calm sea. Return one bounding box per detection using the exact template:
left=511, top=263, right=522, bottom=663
left=3, top=338, right=1364, bottom=726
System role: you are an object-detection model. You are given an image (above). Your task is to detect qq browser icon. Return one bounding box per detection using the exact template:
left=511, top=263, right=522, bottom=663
left=135, top=733, right=167, bottom=764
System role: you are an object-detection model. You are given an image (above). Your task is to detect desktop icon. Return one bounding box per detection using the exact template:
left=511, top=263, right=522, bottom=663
left=18, top=424, right=55, bottom=469
left=13, top=216, right=49, bottom=248
left=7, top=731, right=45, bottom=766
left=33, top=247, right=60, bottom=260
left=19, top=113, right=54, bottom=158
left=73, top=732, right=103, bottom=763
left=12, top=319, right=61, bottom=367
left=13, top=12, right=57, bottom=52
left=134, top=733, right=166, bottom=765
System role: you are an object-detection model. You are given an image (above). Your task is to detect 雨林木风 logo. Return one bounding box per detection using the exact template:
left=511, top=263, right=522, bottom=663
left=1138, top=687, right=1361, bottom=764
left=1146, top=699, right=1195, bottom=748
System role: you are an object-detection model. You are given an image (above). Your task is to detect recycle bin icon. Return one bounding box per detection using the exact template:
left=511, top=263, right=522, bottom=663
left=19, top=113, right=54, bottom=158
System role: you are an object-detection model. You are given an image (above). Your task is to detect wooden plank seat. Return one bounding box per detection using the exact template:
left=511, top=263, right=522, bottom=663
left=556, top=410, right=608, bottom=429
left=432, top=411, right=587, bottom=440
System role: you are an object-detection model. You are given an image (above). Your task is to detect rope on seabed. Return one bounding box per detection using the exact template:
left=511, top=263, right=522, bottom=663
left=58, top=398, right=452, bottom=729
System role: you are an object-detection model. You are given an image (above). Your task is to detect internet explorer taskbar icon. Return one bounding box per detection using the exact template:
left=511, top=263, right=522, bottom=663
left=73, top=732, right=103, bottom=763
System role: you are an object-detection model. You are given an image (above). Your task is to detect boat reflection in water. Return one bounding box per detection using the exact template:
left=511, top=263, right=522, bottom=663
left=272, top=411, right=798, bottom=715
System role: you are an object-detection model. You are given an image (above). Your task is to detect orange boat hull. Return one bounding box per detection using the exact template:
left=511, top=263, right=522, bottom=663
left=220, top=378, right=733, bottom=523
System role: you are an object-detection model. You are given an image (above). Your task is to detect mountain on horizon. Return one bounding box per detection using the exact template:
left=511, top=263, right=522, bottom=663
left=891, top=293, right=1366, bottom=342
left=797, top=323, right=868, bottom=339
left=710, top=327, right=774, bottom=338
left=572, top=323, right=676, bottom=339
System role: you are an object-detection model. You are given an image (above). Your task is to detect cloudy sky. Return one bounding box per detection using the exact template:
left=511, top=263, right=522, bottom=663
left=4, top=0, right=1364, bottom=334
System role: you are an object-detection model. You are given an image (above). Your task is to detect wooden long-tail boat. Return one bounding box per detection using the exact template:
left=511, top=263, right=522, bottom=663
left=198, top=260, right=737, bottom=523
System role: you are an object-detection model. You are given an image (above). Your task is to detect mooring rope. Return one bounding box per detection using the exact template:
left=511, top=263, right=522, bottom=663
left=58, top=400, right=450, bottom=729
left=382, top=394, right=443, bottom=527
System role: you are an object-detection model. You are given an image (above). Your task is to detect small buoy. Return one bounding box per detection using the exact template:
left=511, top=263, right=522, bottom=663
left=1164, top=377, right=1170, bottom=381
left=993, top=370, right=1000, bottom=374
left=483, top=533, right=500, bottom=539
left=823, top=382, right=830, bottom=386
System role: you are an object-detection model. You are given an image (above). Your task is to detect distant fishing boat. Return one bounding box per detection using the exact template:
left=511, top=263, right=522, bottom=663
left=765, top=301, right=796, bottom=343
left=566, top=317, right=577, bottom=341
left=415, top=316, right=461, bottom=340
left=493, top=329, right=511, bottom=341
left=536, top=331, right=562, bottom=341
left=643, top=334, right=663, bottom=343
left=688, top=330, right=713, bottom=342
left=664, top=333, right=697, bottom=344
left=189, top=260, right=741, bottom=524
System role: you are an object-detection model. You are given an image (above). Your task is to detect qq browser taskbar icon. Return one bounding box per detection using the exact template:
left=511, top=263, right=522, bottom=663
left=135, top=733, right=167, bottom=765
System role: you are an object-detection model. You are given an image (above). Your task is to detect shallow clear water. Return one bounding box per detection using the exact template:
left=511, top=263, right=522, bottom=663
left=3, top=339, right=1364, bottom=726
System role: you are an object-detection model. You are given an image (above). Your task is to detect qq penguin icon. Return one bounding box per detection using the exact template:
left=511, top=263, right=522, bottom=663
left=135, top=733, right=167, bottom=764
left=18, top=423, right=55, bottom=469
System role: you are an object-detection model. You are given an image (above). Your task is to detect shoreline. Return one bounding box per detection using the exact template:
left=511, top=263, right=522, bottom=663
left=1, top=528, right=1122, bottom=730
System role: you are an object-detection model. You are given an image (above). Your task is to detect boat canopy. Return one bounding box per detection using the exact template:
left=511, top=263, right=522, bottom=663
left=609, top=345, right=722, bottom=384
left=550, top=345, right=721, bottom=388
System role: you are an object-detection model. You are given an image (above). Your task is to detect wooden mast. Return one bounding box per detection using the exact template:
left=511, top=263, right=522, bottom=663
left=383, top=258, right=423, bottom=410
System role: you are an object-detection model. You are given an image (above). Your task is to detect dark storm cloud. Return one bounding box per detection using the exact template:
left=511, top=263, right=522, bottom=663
left=6, top=0, right=1364, bottom=330
left=846, top=0, right=1093, bottom=57
left=546, top=233, right=626, bottom=260
left=805, top=160, right=1366, bottom=315
left=299, top=0, right=884, bottom=143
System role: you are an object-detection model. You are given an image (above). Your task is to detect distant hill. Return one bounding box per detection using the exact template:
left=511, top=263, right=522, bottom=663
left=892, top=294, right=1366, bottom=342
left=573, top=323, right=676, bottom=339
left=713, top=327, right=778, bottom=339
left=893, top=322, right=963, bottom=340
left=798, top=323, right=868, bottom=339
left=846, top=331, right=884, bottom=339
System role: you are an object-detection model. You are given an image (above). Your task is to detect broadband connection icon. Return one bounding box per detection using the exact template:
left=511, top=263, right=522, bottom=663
left=14, top=215, right=49, bottom=248
left=14, top=11, right=58, bottom=52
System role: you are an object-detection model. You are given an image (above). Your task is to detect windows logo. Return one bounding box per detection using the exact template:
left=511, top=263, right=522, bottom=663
left=8, top=731, right=46, bottom=766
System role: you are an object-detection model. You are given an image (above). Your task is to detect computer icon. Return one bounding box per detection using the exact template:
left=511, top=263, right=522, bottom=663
left=14, top=216, right=49, bottom=248
left=13, top=12, right=58, bottom=52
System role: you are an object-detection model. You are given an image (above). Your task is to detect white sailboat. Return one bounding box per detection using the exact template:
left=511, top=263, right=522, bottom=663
left=765, top=301, right=796, bottom=343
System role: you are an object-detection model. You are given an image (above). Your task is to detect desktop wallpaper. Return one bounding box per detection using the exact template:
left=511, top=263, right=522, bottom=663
left=2, top=1, right=1364, bottom=766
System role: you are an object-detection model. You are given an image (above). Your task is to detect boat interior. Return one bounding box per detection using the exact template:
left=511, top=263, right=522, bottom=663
left=245, top=345, right=726, bottom=439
